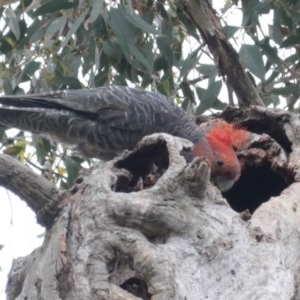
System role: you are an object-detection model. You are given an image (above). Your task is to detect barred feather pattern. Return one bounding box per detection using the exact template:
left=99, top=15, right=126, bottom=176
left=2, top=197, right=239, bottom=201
left=0, top=86, right=203, bottom=159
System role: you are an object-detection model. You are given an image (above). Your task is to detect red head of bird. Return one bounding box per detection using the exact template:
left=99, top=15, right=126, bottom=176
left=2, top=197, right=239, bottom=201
left=193, top=121, right=250, bottom=192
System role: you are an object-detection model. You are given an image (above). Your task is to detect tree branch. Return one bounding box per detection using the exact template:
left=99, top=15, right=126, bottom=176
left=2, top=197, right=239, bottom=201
left=182, top=0, right=264, bottom=107
left=0, top=154, right=62, bottom=227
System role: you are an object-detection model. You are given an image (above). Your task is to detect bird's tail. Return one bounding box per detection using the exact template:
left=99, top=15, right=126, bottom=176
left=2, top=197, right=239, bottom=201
left=0, top=106, right=116, bottom=158
left=0, top=94, right=64, bottom=108
left=0, top=107, right=84, bottom=141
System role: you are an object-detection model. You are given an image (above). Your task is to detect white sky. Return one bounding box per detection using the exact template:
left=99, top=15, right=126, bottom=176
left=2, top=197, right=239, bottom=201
left=0, top=192, right=43, bottom=298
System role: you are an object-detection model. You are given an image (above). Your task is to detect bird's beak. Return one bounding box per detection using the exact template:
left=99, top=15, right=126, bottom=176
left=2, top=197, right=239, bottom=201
left=214, top=175, right=235, bottom=192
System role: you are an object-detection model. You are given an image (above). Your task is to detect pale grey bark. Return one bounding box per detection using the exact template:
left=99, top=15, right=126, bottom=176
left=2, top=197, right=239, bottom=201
left=0, top=154, right=61, bottom=227
left=5, top=128, right=300, bottom=300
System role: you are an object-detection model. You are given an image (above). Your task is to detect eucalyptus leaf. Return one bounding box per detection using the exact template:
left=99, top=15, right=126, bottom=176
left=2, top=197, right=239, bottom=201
left=179, top=48, right=199, bottom=78
left=45, top=16, right=67, bottom=40
left=33, top=0, right=79, bottom=16
left=25, top=61, right=41, bottom=75
left=65, top=157, right=81, bottom=187
left=5, top=7, right=20, bottom=40
left=223, top=25, right=240, bottom=38
left=33, top=136, right=51, bottom=165
left=61, top=10, right=88, bottom=47
left=197, top=64, right=217, bottom=77
left=121, top=6, right=158, bottom=35
left=272, top=84, right=300, bottom=96
left=239, top=44, right=265, bottom=80
left=129, top=43, right=153, bottom=73
left=271, top=10, right=284, bottom=44
left=281, top=33, right=300, bottom=48
left=107, top=8, right=133, bottom=59
left=196, top=80, right=222, bottom=115
left=260, top=40, right=281, bottom=64
left=88, top=0, right=104, bottom=23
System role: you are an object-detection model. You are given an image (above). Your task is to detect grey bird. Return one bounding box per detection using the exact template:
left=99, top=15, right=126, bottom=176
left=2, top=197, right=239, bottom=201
left=0, top=86, right=248, bottom=191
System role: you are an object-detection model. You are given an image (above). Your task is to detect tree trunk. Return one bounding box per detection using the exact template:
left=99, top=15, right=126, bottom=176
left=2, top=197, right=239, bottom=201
left=5, top=116, right=300, bottom=299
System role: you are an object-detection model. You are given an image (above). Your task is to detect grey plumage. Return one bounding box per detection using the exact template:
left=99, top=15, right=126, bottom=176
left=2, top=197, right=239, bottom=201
left=0, top=86, right=202, bottom=159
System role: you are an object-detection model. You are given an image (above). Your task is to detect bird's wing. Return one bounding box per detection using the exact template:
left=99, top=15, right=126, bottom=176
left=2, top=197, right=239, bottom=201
left=0, top=86, right=201, bottom=158
left=0, top=86, right=185, bottom=132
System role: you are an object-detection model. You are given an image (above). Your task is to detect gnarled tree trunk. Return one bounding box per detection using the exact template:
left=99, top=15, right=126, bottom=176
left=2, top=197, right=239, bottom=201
left=4, top=106, right=300, bottom=299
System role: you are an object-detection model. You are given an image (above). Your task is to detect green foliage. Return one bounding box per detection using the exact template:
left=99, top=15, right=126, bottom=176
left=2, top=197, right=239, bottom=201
left=0, top=0, right=299, bottom=185
left=240, top=0, right=300, bottom=108
left=239, top=44, right=265, bottom=80
left=0, top=0, right=222, bottom=109
left=33, top=0, right=79, bottom=16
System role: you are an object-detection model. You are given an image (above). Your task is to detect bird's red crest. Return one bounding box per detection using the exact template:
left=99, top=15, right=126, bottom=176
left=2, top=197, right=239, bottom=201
left=206, top=120, right=250, bottom=150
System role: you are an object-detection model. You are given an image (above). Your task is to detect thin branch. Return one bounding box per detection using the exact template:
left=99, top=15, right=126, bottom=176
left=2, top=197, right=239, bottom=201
left=25, top=157, right=68, bottom=180
left=0, top=154, right=62, bottom=227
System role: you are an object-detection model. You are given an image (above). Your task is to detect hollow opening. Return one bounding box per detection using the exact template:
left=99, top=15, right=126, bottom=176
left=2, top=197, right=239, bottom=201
left=220, top=111, right=294, bottom=214
left=108, top=252, right=151, bottom=299
left=220, top=107, right=293, bottom=154
left=238, top=119, right=292, bottom=154
left=114, top=140, right=169, bottom=192
left=114, top=139, right=194, bottom=193
left=113, top=120, right=295, bottom=214
left=223, top=162, right=293, bottom=213
left=120, top=277, right=151, bottom=300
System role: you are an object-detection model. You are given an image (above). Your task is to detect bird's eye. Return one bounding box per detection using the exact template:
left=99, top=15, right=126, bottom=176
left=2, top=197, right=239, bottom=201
left=217, top=160, right=224, bottom=167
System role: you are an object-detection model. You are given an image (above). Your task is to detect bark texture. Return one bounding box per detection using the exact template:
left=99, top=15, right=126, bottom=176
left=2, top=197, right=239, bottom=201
left=182, top=0, right=264, bottom=107
left=0, top=154, right=61, bottom=227
left=5, top=126, right=300, bottom=299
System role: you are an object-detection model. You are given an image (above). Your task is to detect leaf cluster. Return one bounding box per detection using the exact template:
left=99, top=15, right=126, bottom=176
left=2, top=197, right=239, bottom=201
left=237, top=0, right=300, bottom=109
